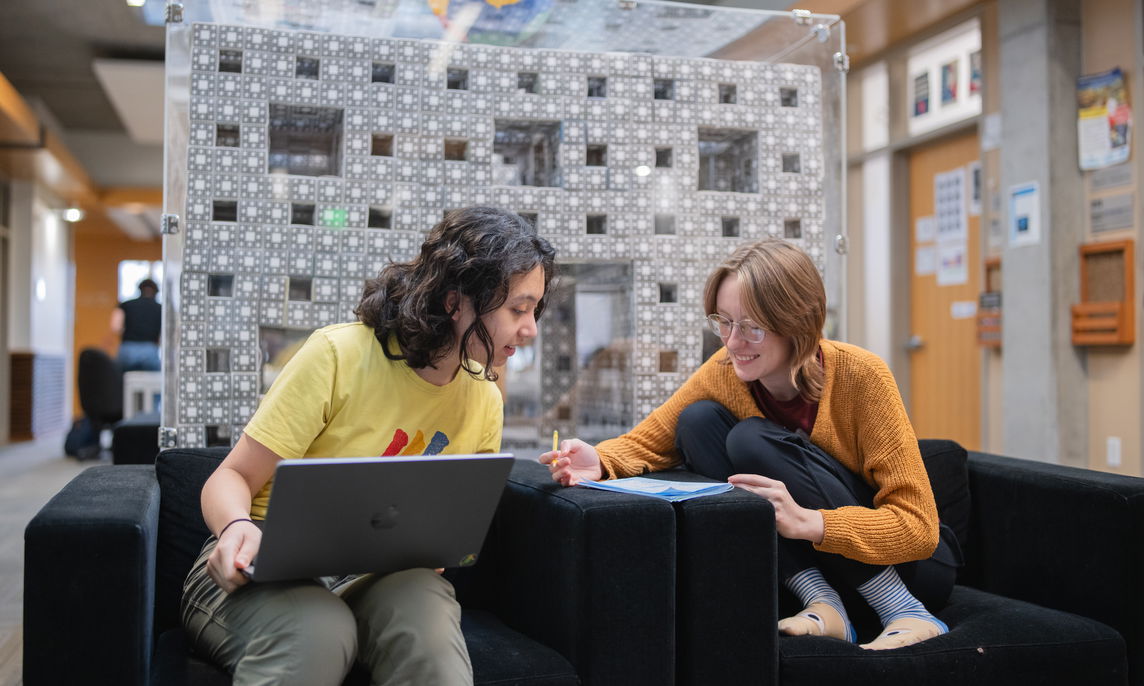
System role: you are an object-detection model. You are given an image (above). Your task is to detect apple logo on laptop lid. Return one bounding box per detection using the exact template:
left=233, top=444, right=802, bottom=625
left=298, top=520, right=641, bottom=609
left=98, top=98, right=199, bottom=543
left=370, top=505, right=400, bottom=530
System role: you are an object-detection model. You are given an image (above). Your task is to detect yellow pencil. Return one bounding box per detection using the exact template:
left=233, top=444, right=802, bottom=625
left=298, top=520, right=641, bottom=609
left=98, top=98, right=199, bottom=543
left=552, top=430, right=559, bottom=462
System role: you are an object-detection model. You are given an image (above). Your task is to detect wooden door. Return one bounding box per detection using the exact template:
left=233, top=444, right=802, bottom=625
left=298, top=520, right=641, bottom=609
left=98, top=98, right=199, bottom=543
left=907, top=131, right=981, bottom=449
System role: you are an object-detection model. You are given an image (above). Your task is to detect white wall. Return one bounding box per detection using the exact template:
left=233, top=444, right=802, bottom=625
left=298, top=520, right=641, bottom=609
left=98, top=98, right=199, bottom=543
left=861, top=153, right=893, bottom=364
left=30, top=198, right=73, bottom=355
left=861, top=63, right=890, bottom=153
left=859, top=62, right=894, bottom=365
left=5, top=182, right=75, bottom=437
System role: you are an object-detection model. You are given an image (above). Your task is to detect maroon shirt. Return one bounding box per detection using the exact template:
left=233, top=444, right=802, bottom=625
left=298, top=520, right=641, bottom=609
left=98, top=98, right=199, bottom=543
left=747, top=349, right=822, bottom=435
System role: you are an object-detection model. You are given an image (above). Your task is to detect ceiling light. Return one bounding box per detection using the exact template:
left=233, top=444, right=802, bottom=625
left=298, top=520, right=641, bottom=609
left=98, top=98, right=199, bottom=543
left=126, top=0, right=147, bottom=6
left=62, top=208, right=85, bottom=222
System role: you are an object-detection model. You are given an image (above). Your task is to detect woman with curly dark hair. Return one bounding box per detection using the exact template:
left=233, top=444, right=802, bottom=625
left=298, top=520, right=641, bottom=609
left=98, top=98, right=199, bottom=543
left=183, top=207, right=556, bottom=686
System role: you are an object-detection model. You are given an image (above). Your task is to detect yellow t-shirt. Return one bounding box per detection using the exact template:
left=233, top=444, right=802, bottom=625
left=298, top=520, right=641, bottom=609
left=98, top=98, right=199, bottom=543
left=244, top=322, right=503, bottom=519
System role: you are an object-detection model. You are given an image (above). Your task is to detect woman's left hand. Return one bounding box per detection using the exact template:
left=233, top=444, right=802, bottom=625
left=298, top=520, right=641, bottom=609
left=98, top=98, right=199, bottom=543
left=728, top=474, right=825, bottom=543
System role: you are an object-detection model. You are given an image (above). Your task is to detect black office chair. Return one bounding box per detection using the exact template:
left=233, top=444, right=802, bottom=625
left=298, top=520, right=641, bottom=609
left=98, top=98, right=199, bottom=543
left=74, top=347, right=124, bottom=460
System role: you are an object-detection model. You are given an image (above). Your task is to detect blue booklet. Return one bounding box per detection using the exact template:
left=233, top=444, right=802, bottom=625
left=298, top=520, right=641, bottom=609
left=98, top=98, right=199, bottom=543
left=579, top=477, right=733, bottom=502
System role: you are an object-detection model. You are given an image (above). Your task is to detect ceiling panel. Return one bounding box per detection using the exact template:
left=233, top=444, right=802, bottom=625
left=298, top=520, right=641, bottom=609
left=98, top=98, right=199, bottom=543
left=93, top=59, right=164, bottom=144
left=0, top=0, right=163, bottom=132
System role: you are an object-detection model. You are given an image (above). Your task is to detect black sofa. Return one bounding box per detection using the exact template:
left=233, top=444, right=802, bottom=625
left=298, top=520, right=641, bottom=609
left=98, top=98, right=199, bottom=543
left=667, top=439, right=1142, bottom=686
left=24, top=449, right=678, bottom=686
left=26, top=441, right=1144, bottom=686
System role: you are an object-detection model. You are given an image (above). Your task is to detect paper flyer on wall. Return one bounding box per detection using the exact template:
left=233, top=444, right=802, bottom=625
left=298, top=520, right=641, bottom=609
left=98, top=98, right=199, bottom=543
left=1009, top=182, right=1041, bottom=247
left=1077, top=67, right=1132, bottom=170
left=934, top=167, right=967, bottom=243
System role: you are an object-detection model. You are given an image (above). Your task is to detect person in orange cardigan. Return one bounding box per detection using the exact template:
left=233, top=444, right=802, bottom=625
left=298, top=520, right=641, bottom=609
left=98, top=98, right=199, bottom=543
left=541, top=238, right=958, bottom=650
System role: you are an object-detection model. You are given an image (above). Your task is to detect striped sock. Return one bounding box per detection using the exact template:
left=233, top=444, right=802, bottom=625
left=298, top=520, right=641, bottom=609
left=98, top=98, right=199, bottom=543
left=856, top=566, right=947, bottom=630
left=786, top=567, right=850, bottom=628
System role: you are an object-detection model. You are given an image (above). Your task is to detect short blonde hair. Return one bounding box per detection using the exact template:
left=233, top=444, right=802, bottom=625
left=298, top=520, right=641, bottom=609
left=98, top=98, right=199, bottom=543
left=703, top=239, right=826, bottom=402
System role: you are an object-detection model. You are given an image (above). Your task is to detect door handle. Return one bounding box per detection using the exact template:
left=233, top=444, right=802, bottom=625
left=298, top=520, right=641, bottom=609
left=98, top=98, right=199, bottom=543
left=905, top=335, right=924, bottom=351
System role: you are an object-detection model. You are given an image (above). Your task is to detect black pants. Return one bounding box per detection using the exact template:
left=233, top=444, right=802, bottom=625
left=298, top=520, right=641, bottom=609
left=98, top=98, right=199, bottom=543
left=676, top=400, right=959, bottom=610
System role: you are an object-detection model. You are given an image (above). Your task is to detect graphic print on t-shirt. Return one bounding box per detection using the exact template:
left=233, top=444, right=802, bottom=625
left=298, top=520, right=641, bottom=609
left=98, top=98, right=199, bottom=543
left=381, top=428, right=450, bottom=456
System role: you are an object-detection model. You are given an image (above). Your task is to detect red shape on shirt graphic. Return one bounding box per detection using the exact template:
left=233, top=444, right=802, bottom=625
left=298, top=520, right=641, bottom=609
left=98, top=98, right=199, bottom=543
left=381, top=429, right=449, bottom=456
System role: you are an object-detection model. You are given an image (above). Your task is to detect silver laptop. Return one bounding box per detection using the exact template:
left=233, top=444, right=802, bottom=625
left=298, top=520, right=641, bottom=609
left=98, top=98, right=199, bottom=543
left=243, top=453, right=514, bottom=582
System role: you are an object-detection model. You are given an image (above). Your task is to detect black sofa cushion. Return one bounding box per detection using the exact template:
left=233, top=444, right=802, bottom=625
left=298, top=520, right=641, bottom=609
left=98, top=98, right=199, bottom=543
left=153, top=610, right=578, bottom=686
left=780, top=585, right=1127, bottom=686
left=918, top=438, right=971, bottom=554
left=154, top=448, right=230, bottom=635
left=461, top=609, right=580, bottom=686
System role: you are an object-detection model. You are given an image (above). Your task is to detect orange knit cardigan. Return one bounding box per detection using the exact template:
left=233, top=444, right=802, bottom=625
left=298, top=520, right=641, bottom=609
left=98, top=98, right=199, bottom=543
left=595, top=339, right=940, bottom=566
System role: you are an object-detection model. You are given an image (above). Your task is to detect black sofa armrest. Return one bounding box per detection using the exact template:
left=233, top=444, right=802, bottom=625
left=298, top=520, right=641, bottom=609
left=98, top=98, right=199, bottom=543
left=24, top=465, right=161, bottom=686
left=967, top=451, right=1144, bottom=682
left=463, top=460, right=678, bottom=686
left=674, top=482, right=778, bottom=686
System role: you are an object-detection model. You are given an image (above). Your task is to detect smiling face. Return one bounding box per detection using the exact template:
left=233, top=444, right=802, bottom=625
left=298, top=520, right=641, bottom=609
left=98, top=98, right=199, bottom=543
left=454, top=264, right=546, bottom=370
left=714, top=274, right=797, bottom=396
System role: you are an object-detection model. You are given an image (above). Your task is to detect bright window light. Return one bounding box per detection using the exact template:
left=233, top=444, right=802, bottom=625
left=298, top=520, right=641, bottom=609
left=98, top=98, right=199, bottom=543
left=119, top=260, right=164, bottom=303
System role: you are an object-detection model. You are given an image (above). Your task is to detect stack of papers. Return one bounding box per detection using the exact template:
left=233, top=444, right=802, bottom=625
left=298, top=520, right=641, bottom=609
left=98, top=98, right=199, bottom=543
left=579, top=477, right=733, bottom=502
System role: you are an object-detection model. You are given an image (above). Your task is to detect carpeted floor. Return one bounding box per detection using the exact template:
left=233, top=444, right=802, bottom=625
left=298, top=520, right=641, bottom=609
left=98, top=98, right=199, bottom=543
left=0, top=433, right=100, bottom=685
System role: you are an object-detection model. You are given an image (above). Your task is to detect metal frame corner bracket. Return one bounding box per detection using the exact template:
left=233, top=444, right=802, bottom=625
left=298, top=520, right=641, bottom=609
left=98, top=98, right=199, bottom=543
left=159, top=426, right=179, bottom=449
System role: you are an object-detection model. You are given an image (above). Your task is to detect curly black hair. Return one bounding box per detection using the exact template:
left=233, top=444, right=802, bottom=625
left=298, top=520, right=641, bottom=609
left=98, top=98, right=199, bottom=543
left=354, top=206, right=557, bottom=381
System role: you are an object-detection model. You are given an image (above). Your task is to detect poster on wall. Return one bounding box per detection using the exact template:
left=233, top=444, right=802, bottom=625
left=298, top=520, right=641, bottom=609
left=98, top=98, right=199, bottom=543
left=969, top=50, right=982, bottom=96
left=951, top=300, right=978, bottom=319
left=934, top=167, right=967, bottom=242
left=1009, top=182, right=1041, bottom=247
left=941, top=59, right=958, bottom=105
left=936, top=242, right=968, bottom=286
left=915, top=245, right=937, bottom=276
left=1077, top=67, right=1132, bottom=170
left=915, top=215, right=937, bottom=243
left=913, top=72, right=930, bottom=116
left=981, top=112, right=1001, bottom=151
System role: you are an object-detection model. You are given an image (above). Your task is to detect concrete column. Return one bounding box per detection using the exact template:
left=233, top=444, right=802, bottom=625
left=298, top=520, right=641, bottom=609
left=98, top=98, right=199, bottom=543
left=998, top=0, right=1087, bottom=466
left=7, top=180, right=33, bottom=352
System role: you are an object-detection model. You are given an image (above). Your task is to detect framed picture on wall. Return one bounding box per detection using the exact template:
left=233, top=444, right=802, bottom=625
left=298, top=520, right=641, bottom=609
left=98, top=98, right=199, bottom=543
left=969, top=160, right=982, bottom=216
left=941, top=59, right=959, bottom=105
left=969, top=50, right=982, bottom=95
left=914, top=72, right=930, bottom=116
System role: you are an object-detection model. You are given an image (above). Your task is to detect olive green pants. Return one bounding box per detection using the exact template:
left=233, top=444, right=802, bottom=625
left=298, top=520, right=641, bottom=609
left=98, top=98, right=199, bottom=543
left=182, top=537, right=473, bottom=686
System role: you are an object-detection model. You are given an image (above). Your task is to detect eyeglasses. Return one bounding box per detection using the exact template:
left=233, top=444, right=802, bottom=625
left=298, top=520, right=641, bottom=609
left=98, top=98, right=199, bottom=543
left=705, top=313, right=767, bottom=344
